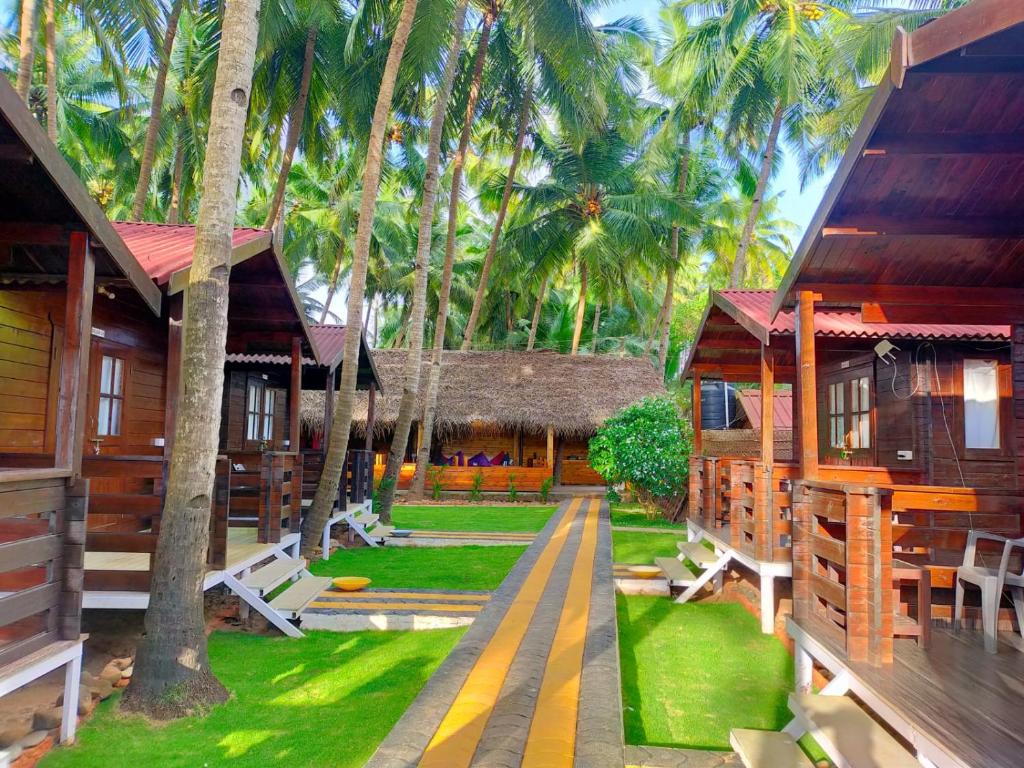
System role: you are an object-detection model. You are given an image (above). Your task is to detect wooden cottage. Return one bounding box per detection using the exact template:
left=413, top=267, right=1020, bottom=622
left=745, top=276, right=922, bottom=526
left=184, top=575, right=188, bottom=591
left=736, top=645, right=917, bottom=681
left=301, top=349, right=666, bottom=493
left=0, top=77, right=163, bottom=743
left=683, top=4, right=1024, bottom=766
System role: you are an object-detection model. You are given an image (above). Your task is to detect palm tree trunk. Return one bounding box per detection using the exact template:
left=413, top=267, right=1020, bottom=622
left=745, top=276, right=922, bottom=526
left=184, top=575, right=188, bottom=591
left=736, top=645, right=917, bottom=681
left=590, top=301, right=601, bottom=353
left=123, top=0, right=260, bottom=718
left=43, top=0, right=56, bottom=143
left=460, top=76, right=533, bottom=350
left=730, top=100, right=783, bottom=288
left=377, top=0, right=471, bottom=521
left=571, top=262, right=587, bottom=355
left=408, top=10, right=495, bottom=500
left=130, top=0, right=184, bottom=221
left=526, top=276, right=546, bottom=351
left=167, top=126, right=185, bottom=224
left=318, top=243, right=345, bottom=324
left=263, top=25, right=317, bottom=229
left=16, top=0, right=39, bottom=102
left=657, top=136, right=690, bottom=369
left=300, top=0, right=419, bottom=558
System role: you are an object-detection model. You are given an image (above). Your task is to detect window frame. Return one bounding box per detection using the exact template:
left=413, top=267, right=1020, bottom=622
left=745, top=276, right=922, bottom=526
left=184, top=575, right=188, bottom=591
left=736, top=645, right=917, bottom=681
left=819, top=357, right=876, bottom=464
left=957, top=356, right=1012, bottom=460
left=244, top=375, right=275, bottom=447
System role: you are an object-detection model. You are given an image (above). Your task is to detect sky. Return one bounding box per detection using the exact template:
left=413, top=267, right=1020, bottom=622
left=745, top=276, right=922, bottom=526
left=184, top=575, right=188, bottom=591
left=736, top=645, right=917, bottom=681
left=595, top=0, right=834, bottom=241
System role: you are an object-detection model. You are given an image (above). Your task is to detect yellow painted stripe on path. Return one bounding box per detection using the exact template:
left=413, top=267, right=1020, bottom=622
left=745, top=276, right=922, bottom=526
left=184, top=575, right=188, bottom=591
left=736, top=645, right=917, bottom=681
left=307, top=601, right=484, bottom=613
left=521, top=498, right=600, bottom=767
left=417, top=498, right=584, bottom=768
left=408, top=531, right=535, bottom=539
left=316, top=591, right=491, bottom=602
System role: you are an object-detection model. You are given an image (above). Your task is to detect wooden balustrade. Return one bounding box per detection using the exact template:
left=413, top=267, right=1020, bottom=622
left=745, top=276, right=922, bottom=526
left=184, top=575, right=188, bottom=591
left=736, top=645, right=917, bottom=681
left=792, top=479, right=894, bottom=665
left=688, top=456, right=707, bottom=528
left=729, top=461, right=799, bottom=563
left=0, top=474, right=84, bottom=667
left=257, top=452, right=301, bottom=543
left=349, top=450, right=374, bottom=504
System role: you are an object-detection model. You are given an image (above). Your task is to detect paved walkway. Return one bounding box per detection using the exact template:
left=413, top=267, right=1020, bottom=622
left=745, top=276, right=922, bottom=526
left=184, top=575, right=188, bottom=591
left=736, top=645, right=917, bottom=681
left=367, top=497, right=622, bottom=768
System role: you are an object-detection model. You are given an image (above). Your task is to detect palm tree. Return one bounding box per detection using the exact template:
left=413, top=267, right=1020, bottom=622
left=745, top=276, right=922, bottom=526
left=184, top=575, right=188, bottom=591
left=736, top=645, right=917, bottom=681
left=301, top=0, right=422, bottom=559
left=123, top=0, right=261, bottom=717
left=15, top=0, right=39, bottom=101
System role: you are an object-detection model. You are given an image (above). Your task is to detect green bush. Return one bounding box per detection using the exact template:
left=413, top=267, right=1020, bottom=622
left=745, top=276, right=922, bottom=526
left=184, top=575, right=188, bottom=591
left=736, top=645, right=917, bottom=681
left=469, top=470, right=485, bottom=502
left=589, top=395, right=691, bottom=509
left=507, top=474, right=518, bottom=503
left=539, top=476, right=554, bottom=503
left=428, top=465, right=446, bottom=501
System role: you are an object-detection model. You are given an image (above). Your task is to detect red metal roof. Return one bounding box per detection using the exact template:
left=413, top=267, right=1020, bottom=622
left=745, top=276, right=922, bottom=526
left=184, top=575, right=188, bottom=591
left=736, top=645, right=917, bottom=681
left=111, top=221, right=271, bottom=285
left=736, top=389, right=793, bottom=431
left=721, top=291, right=1009, bottom=342
left=309, top=325, right=347, bottom=368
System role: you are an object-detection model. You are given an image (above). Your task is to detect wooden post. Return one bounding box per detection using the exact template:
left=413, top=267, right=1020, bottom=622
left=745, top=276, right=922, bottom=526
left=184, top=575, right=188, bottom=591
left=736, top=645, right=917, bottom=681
left=692, top=372, right=703, bottom=456
left=322, top=367, right=335, bottom=451
left=365, top=384, right=376, bottom=452
left=289, top=337, right=301, bottom=452
left=513, top=428, right=521, bottom=466
left=546, top=426, right=554, bottom=469
left=163, top=293, right=184, bottom=459
left=760, top=344, right=776, bottom=560
left=1013, top=325, right=1024, bottom=489
left=57, top=231, right=95, bottom=476
left=760, top=345, right=774, bottom=467
left=795, top=291, right=819, bottom=480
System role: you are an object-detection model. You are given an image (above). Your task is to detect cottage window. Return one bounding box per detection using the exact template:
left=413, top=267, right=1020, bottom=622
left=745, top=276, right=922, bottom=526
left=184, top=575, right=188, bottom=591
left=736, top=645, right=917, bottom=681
left=246, top=379, right=275, bottom=443
left=97, top=355, right=125, bottom=437
left=828, top=382, right=845, bottom=449
left=964, top=359, right=1000, bottom=450
left=822, top=361, right=874, bottom=460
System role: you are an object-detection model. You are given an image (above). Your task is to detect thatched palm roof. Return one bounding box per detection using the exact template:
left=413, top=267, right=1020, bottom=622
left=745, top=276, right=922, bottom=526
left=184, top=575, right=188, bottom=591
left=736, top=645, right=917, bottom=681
left=302, top=349, right=666, bottom=439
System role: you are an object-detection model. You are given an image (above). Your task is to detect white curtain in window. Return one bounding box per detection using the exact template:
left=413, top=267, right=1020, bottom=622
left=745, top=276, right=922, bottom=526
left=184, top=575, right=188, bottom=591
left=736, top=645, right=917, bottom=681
left=964, top=360, right=999, bottom=449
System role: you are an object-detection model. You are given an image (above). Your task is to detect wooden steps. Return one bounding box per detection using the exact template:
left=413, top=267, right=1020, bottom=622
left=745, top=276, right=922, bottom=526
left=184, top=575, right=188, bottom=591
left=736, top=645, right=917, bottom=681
left=351, top=513, right=379, bottom=528
left=676, top=540, right=720, bottom=568
left=241, top=557, right=306, bottom=596
left=788, top=694, right=919, bottom=768
left=270, top=576, right=333, bottom=619
left=730, top=729, right=812, bottom=768
left=655, top=556, right=697, bottom=587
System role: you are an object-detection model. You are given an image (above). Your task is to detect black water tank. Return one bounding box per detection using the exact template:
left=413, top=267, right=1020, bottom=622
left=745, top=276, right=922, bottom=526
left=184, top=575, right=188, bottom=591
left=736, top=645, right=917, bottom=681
left=700, top=381, right=738, bottom=430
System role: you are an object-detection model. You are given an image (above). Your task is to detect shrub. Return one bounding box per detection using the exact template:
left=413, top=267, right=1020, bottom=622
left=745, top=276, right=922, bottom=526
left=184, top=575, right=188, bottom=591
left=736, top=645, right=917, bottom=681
left=539, top=476, right=554, bottom=503
left=589, top=395, right=691, bottom=509
left=507, top=474, right=519, bottom=503
left=469, top=470, right=485, bottom=501
left=428, top=465, right=446, bottom=501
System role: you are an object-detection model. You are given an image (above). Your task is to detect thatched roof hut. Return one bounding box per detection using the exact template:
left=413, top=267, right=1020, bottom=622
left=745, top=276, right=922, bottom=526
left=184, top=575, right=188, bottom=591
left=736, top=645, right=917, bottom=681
left=302, top=349, right=666, bottom=439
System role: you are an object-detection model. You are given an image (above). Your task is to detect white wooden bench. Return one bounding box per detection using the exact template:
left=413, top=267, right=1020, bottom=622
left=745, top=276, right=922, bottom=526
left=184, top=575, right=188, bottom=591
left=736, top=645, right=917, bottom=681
left=730, top=728, right=812, bottom=767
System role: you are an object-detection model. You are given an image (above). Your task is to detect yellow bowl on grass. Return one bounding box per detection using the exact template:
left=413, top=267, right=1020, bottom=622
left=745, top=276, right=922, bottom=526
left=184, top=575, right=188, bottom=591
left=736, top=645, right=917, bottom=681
left=333, top=576, right=371, bottom=592
left=628, top=565, right=662, bottom=580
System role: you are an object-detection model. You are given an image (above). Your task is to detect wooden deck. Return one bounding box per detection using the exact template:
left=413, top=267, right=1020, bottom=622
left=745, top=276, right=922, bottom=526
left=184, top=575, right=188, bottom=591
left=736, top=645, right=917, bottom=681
left=790, top=615, right=1024, bottom=768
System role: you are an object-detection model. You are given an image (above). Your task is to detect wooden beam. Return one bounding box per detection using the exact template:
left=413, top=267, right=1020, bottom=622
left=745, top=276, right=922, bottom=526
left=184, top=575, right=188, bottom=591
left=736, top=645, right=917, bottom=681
left=0, top=143, right=34, bottom=163
left=163, top=293, right=184, bottom=459
left=908, top=0, right=1024, bottom=69
left=0, top=223, right=70, bottom=246
left=800, top=283, right=1024, bottom=307
left=889, top=26, right=909, bottom=88
left=691, top=363, right=797, bottom=380
left=865, top=133, right=1024, bottom=157
left=546, top=426, right=554, bottom=469
left=695, top=338, right=762, bottom=350
left=796, top=291, right=818, bottom=480
left=692, top=372, right=702, bottom=457
left=760, top=345, right=774, bottom=468
left=861, top=302, right=1024, bottom=325
left=364, top=385, right=376, bottom=452
left=823, top=215, right=1024, bottom=239
left=289, top=337, right=301, bottom=451
left=1012, top=325, right=1024, bottom=492
left=56, top=232, right=94, bottom=476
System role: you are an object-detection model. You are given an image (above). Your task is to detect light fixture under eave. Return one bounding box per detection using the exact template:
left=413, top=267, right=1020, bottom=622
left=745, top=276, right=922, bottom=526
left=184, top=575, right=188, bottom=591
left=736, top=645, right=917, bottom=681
left=97, top=285, right=116, bottom=300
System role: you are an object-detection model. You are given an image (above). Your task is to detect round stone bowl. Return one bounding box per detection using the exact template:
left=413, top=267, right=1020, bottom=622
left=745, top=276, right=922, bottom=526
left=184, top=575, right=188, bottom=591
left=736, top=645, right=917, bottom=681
left=627, top=565, right=663, bottom=580
left=390, top=529, right=413, bottom=538
left=333, top=576, right=372, bottom=592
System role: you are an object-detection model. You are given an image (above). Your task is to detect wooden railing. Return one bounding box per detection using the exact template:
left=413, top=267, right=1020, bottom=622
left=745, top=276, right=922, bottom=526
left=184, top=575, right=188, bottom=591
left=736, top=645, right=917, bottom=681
left=0, top=473, right=84, bottom=668
left=792, top=479, right=894, bottom=665
left=687, top=456, right=749, bottom=531
left=561, top=460, right=603, bottom=486
left=729, top=461, right=799, bottom=563
left=371, top=462, right=552, bottom=493
left=349, top=450, right=374, bottom=503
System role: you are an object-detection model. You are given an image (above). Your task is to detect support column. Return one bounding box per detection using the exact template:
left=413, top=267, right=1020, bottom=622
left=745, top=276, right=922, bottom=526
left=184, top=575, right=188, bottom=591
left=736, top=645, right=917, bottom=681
left=546, top=426, right=554, bottom=469
left=365, top=384, right=376, bottom=452
left=163, top=293, right=184, bottom=459
left=760, top=574, right=775, bottom=635
left=1013, top=324, right=1024, bottom=490
left=692, top=372, right=703, bottom=457
left=289, top=337, right=301, bottom=451
left=322, top=367, right=335, bottom=451
left=795, top=291, right=818, bottom=480
left=57, top=231, right=95, bottom=476
left=795, top=642, right=813, bottom=694
left=760, top=345, right=774, bottom=467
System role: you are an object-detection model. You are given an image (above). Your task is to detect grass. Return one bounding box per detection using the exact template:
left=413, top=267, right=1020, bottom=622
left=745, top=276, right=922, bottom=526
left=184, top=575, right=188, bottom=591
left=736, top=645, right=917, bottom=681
left=390, top=504, right=556, bottom=533
left=610, top=503, right=685, bottom=530
left=617, top=597, right=794, bottom=751
left=309, top=544, right=526, bottom=591
left=41, top=628, right=463, bottom=768
left=611, top=530, right=683, bottom=565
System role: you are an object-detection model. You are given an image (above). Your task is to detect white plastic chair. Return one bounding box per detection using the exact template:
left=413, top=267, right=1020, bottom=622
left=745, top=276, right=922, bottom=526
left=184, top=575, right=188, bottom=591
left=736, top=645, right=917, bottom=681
left=954, top=531, right=1024, bottom=653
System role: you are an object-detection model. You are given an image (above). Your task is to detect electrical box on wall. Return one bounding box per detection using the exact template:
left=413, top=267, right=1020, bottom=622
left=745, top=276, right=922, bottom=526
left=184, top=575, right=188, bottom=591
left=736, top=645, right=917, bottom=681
left=897, top=450, right=913, bottom=461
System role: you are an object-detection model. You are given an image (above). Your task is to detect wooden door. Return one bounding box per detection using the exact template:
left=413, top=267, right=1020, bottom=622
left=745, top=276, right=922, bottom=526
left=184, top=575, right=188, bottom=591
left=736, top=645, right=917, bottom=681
left=86, top=338, right=132, bottom=455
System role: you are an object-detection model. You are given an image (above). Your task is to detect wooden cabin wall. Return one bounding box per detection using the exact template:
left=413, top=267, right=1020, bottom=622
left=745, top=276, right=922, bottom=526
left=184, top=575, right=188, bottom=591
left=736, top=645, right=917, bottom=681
left=221, top=367, right=291, bottom=452
left=0, top=287, right=63, bottom=461
left=441, top=429, right=516, bottom=463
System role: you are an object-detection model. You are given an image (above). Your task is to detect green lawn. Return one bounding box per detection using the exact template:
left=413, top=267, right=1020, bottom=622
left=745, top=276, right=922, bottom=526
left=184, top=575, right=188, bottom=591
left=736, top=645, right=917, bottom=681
left=610, top=503, right=685, bottom=530
left=617, top=597, right=794, bottom=750
left=611, top=531, right=683, bottom=565
left=390, top=504, right=556, bottom=533
left=309, top=544, right=526, bottom=591
left=41, top=629, right=463, bottom=768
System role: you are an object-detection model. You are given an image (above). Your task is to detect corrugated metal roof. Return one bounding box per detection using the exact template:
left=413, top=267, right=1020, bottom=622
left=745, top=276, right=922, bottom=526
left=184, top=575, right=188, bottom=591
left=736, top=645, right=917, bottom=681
left=721, top=290, right=1009, bottom=342
left=111, top=221, right=270, bottom=285
left=309, top=325, right=346, bottom=368
left=224, top=353, right=316, bottom=366
left=736, top=389, right=793, bottom=430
